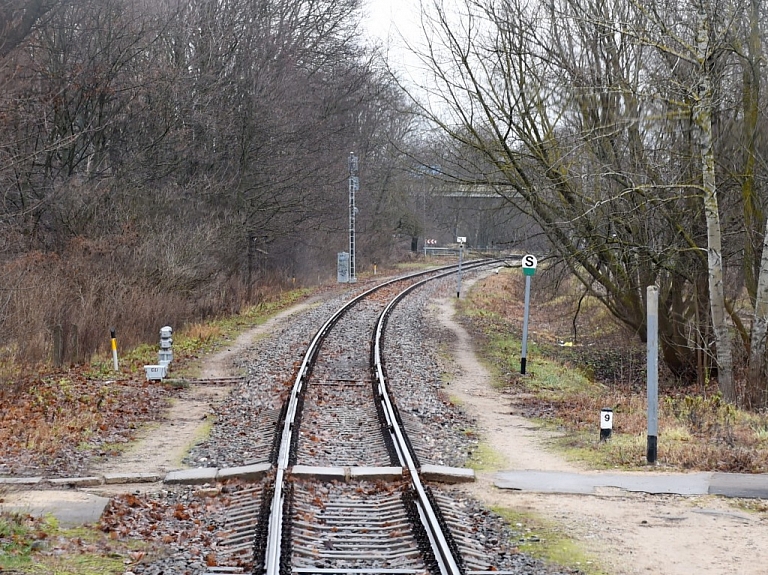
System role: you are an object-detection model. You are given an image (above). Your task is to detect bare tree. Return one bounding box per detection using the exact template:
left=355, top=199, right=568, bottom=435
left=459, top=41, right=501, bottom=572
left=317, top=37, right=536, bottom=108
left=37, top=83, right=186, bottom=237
left=406, top=0, right=766, bottom=401
left=0, top=0, right=58, bottom=58
left=0, top=0, right=419, bottom=363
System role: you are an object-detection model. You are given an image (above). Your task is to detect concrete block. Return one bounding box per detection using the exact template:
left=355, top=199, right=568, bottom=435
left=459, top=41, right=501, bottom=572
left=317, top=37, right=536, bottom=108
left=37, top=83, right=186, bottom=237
left=710, top=472, right=768, bottom=499
left=164, top=467, right=218, bottom=485
left=48, top=476, right=103, bottom=488
left=0, top=476, right=43, bottom=485
left=420, top=464, right=476, bottom=484
left=217, top=463, right=272, bottom=482
left=290, top=465, right=346, bottom=481
left=103, top=472, right=162, bottom=485
left=1, top=490, right=110, bottom=527
left=349, top=466, right=403, bottom=481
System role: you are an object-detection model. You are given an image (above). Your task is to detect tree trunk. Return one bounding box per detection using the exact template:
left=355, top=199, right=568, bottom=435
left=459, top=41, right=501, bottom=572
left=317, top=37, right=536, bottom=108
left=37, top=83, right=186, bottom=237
left=742, top=0, right=763, bottom=302
left=747, top=218, right=768, bottom=407
left=694, top=8, right=734, bottom=403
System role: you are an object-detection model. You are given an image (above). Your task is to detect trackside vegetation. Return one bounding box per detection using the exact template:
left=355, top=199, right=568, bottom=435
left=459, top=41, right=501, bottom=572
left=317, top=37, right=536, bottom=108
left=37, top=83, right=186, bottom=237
left=460, top=270, right=768, bottom=473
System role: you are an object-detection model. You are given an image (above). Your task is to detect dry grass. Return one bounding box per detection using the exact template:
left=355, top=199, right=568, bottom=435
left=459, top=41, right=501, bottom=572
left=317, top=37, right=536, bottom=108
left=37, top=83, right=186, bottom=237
left=463, top=268, right=768, bottom=473
left=0, top=278, right=312, bottom=476
left=0, top=236, right=302, bottom=370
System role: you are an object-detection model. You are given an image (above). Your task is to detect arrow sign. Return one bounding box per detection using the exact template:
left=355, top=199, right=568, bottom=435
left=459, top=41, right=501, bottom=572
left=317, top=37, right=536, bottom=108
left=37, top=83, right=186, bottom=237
left=522, top=254, right=538, bottom=276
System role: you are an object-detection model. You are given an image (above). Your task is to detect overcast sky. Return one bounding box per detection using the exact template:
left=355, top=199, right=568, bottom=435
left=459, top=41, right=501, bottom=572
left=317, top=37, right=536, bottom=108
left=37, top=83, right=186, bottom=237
left=362, top=0, right=417, bottom=46
left=361, top=0, right=434, bottom=97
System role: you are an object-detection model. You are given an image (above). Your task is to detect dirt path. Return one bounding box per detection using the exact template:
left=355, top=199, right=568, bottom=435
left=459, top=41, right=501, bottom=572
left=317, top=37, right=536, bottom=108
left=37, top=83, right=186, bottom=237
left=88, top=300, right=317, bottom=479
left=434, top=294, right=768, bottom=575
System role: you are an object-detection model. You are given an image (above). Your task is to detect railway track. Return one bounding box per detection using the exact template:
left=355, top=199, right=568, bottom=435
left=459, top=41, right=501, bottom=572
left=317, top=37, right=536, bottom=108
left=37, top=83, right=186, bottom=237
left=205, top=261, right=522, bottom=575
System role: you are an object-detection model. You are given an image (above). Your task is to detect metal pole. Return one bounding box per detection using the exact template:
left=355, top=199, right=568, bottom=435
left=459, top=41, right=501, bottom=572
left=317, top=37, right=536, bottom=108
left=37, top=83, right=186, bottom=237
left=521, top=275, right=531, bottom=374
left=348, top=152, right=358, bottom=283
left=456, top=243, right=463, bottom=298
left=647, top=285, right=659, bottom=463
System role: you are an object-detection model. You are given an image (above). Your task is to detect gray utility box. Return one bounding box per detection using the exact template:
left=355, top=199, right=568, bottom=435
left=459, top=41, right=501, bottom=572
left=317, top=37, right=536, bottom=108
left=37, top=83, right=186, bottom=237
left=337, top=252, right=350, bottom=283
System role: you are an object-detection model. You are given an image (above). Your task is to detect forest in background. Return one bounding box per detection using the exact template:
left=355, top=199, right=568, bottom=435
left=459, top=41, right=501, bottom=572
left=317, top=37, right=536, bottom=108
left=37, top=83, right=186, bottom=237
left=7, top=0, right=768, bottom=409
left=0, top=0, right=475, bottom=364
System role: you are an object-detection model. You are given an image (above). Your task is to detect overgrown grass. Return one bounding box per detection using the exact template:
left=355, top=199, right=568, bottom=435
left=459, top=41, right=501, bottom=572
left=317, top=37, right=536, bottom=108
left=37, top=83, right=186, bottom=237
left=0, top=513, right=138, bottom=574
left=492, top=507, right=609, bottom=575
left=461, top=270, right=768, bottom=473
left=0, top=286, right=312, bottom=474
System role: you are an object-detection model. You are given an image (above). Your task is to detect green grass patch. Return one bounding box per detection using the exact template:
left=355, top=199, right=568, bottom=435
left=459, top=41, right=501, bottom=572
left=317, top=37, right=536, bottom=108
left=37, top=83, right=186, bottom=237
left=393, top=260, right=441, bottom=271
left=189, top=291, right=309, bottom=347
left=466, top=441, right=507, bottom=471
left=555, top=428, right=648, bottom=469
left=178, top=415, right=216, bottom=466
left=471, top=314, right=601, bottom=399
left=492, top=507, right=609, bottom=575
left=0, top=513, right=142, bottom=574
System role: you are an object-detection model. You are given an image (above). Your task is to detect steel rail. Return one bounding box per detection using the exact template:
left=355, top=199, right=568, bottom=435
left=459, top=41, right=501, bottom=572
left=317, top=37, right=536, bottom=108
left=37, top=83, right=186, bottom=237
left=263, top=261, right=490, bottom=575
left=371, top=267, right=498, bottom=575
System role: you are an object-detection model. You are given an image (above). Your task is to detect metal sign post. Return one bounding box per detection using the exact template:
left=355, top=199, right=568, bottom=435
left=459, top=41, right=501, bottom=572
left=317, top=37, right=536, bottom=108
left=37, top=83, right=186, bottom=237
left=520, top=254, right=537, bottom=375
left=456, top=237, right=466, bottom=298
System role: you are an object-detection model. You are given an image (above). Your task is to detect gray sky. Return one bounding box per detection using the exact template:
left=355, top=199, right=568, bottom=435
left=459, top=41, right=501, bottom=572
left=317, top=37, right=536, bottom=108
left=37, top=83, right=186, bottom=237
left=362, top=0, right=424, bottom=72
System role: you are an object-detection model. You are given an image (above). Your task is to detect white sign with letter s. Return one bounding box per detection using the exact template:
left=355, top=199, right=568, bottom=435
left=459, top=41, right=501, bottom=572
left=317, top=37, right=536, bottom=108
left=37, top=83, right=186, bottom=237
left=522, top=254, right=538, bottom=269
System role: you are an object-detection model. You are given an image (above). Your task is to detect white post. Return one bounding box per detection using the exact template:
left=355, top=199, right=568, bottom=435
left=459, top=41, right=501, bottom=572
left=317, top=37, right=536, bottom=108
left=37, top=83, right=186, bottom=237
left=600, top=408, right=613, bottom=441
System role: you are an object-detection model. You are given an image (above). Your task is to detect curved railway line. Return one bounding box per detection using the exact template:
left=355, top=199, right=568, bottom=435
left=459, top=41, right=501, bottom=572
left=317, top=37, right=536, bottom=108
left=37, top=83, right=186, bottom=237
left=205, top=260, right=524, bottom=575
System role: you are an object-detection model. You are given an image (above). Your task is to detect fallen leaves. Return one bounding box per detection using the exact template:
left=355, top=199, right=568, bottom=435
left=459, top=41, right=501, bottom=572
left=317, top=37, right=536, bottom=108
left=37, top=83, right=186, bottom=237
left=98, top=487, right=227, bottom=568
left=0, top=370, right=175, bottom=476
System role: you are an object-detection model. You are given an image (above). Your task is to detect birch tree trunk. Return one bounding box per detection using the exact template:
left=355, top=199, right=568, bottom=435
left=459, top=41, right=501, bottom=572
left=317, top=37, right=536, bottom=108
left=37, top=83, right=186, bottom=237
left=693, top=7, right=735, bottom=403
left=747, top=218, right=768, bottom=407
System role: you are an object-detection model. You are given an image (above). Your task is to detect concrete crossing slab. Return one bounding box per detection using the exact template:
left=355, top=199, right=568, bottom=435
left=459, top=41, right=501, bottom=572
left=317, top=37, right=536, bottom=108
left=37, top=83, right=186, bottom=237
left=1, top=490, right=110, bottom=527
left=495, top=470, right=713, bottom=496
left=709, top=472, right=768, bottom=498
